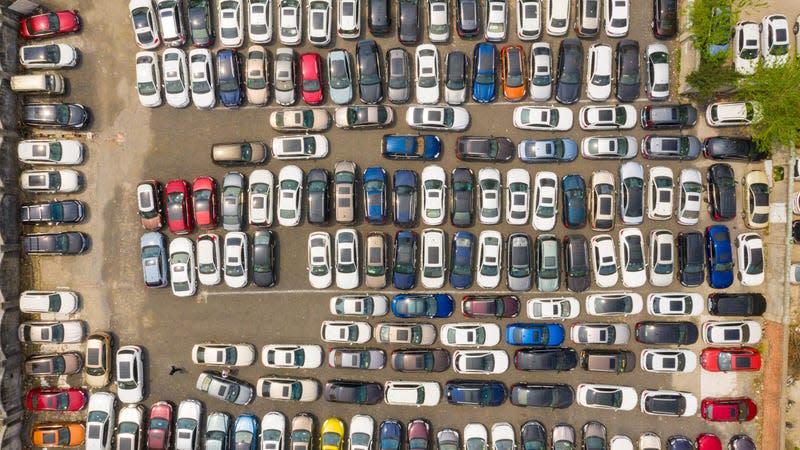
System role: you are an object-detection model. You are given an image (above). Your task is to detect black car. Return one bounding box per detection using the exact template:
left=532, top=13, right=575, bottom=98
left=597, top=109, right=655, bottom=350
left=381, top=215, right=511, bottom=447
left=357, top=40, right=383, bottom=104
left=642, top=392, right=691, bottom=416
left=728, top=435, right=755, bottom=450
left=510, top=383, right=574, bottom=409
left=455, top=136, right=514, bottom=161
left=217, top=49, right=243, bottom=107
left=455, top=0, right=480, bottom=37
left=368, top=0, right=391, bottom=35
left=520, top=421, right=547, bottom=450
left=564, top=235, right=590, bottom=292
left=445, top=380, right=507, bottom=406
left=555, top=39, right=582, bottom=105
left=24, top=232, right=89, bottom=255
left=677, top=231, right=704, bottom=287
left=398, top=0, right=420, bottom=45
left=451, top=168, right=475, bottom=227
left=188, top=0, right=215, bottom=47
left=666, top=436, right=693, bottom=450
left=20, top=200, right=86, bottom=224
left=391, top=349, right=451, bottom=372
left=307, top=168, right=331, bottom=225
left=703, top=136, right=762, bottom=161
left=22, top=103, right=89, bottom=129
left=323, top=380, right=383, bottom=404
left=446, top=52, right=468, bottom=99
left=706, top=163, right=736, bottom=221
left=615, top=40, right=639, bottom=102
left=252, top=230, right=277, bottom=287
left=640, top=104, right=698, bottom=129
left=514, top=348, right=577, bottom=371
left=707, top=293, right=766, bottom=317
left=652, top=0, right=678, bottom=39
left=635, top=321, right=699, bottom=345
left=393, top=169, right=418, bottom=227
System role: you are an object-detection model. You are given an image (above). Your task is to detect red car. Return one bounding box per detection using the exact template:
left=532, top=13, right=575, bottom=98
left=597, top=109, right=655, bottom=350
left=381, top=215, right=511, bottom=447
left=700, top=397, right=757, bottom=422
left=147, top=401, right=174, bottom=450
left=20, top=11, right=81, bottom=39
left=407, top=419, right=430, bottom=450
left=192, top=176, right=218, bottom=229
left=462, top=296, right=520, bottom=318
left=164, top=179, right=192, bottom=234
left=299, top=52, right=324, bottom=105
left=696, top=434, right=722, bottom=450
left=26, top=387, right=87, bottom=412
left=699, top=347, right=761, bottom=372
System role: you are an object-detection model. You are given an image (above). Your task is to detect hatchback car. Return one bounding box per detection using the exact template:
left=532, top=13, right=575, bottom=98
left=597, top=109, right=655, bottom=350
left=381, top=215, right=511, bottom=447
left=328, top=49, right=354, bottom=104
left=456, top=0, right=481, bottom=37
left=216, top=49, right=243, bottom=107
left=635, top=321, right=698, bottom=345
left=501, top=45, right=526, bottom=101
left=129, top=0, right=161, bottom=49
left=221, top=172, right=245, bottom=231
left=23, top=103, right=89, bottom=129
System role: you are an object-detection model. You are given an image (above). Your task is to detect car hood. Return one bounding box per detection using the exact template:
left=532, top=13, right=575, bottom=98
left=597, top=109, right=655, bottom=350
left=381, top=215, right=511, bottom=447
left=473, top=79, right=495, bottom=102
left=360, top=83, right=382, bottom=103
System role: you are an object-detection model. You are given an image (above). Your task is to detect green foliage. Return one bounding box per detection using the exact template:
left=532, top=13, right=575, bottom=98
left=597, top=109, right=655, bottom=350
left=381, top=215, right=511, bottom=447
left=686, top=58, right=740, bottom=104
left=687, top=0, right=766, bottom=62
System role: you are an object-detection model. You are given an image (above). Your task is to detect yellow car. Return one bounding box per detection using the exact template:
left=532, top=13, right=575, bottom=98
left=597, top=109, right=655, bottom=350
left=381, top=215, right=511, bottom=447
left=320, top=417, right=345, bottom=450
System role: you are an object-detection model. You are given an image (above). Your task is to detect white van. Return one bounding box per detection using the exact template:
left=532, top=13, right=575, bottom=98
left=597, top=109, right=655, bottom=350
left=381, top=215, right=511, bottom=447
left=10, top=73, right=65, bottom=94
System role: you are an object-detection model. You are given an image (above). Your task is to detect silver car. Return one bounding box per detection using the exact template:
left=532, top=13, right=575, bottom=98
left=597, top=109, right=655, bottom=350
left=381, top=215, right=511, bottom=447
left=387, top=48, right=411, bottom=104
left=274, top=48, right=296, bottom=105
left=222, top=172, right=246, bottom=231
left=535, top=234, right=560, bottom=292
left=327, top=49, right=354, bottom=104
left=507, top=233, right=532, bottom=291
left=205, top=412, right=232, bottom=450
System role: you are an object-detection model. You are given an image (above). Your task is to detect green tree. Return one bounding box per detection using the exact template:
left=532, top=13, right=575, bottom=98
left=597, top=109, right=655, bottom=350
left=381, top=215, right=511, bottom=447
left=686, top=58, right=740, bottom=104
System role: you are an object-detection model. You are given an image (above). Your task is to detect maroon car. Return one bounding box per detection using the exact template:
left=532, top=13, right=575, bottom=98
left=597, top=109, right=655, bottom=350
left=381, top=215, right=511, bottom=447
left=147, top=401, right=174, bottom=450
left=391, top=349, right=450, bottom=372
left=164, top=179, right=192, bottom=235
left=20, top=11, right=81, bottom=39
left=407, top=419, right=431, bottom=450
left=462, top=296, right=520, bottom=318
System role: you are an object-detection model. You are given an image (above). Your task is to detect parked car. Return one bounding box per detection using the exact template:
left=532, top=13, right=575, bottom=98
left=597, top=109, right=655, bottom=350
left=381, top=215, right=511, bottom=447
left=441, top=323, right=501, bottom=347
left=306, top=168, right=331, bottom=226
left=640, top=349, right=697, bottom=373
left=586, top=44, right=612, bottom=101
left=140, top=231, right=168, bottom=288
left=513, top=106, right=573, bottom=131
left=24, top=231, right=89, bottom=255
left=398, top=0, right=421, bottom=44
left=196, top=371, right=254, bottom=405
left=501, top=45, right=526, bottom=101
left=19, top=43, right=78, bottom=69
left=26, top=387, right=86, bottom=411
left=705, top=101, right=761, bottom=127
left=245, top=46, right=269, bottom=105
left=515, top=347, right=577, bottom=371
left=472, top=43, right=496, bottom=103
left=647, top=292, right=703, bottom=316
left=527, top=297, right=580, bottom=320
left=529, top=42, right=552, bottom=101
left=702, top=321, right=762, bottom=345
left=579, top=105, right=637, bottom=130
left=129, top=0, right=161, bottom=48
left=85, top=392, right=116, bottom=450
left=700, top=347, right=761, bottom=372
left=640, top=390, right=698, bottom=417
left=357, top=40, right=383, bottom=103
left=706, top=225, right=734, bottom=289
left=391, top=349, right=449, bottom=372
left=700, top=397, right=757, bottom=422
left=576, top=384, right=637, bottom=411
left=445, top=381, right=507, bottom=406
left=274, top=48, right=297, bottom=105
left=703, top=136, right=761, bottom=161
left=640, top=104, right=697, bottom=129
left=328, top=49, right=354, bottom=104
left=555, top=39, right=582, bottom=104
left=323, top=380, right=383, bottom=405
left=579, top=349, right=634, bottom=373
left=307, top=0, right=332, bottom=46
left=445, top=52, right=467, bottom=104
left=564, top=234, right=591, bottom=292
left=21, top=199, right=86, bottom=225
left=308, top=232, right=332, bottom=289
left=406, top=106, right=470, bottom=131
left=456, top=0, right=481, bottom=37
left=510, top=383, right=573, bottom=408
left=635, top=321, right=698, bottom=345
left=252, top=230, right=277, bottom=287
left=216, top=49, right=243, bottom=107
left=329, top=347, right=386, bottom=369
left=383, top=135, right=441, bottom=160
left=450, top=231, right=475, bottom=288
left=385, top=381, right=440, bottom=406
left=387, top=47, right=411, bottom=103
left=25, top=352, right=83, bottom=376
left=570, top=323, right=630, bottom=344
left=115, top=345, right=145, bottom=403
left=590, top=170, right=615, bottom=231
left=376, top=322, right=437, bottom=345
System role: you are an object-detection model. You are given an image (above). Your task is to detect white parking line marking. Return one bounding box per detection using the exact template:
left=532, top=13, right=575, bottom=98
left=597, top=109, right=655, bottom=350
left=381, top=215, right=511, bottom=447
left=206, top=289, right=626, bottom=296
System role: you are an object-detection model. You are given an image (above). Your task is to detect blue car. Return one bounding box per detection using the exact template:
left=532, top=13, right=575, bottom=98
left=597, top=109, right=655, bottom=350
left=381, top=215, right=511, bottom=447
left=393, top=230, right=418, bottom=290
left=391, top=294, right=454, bottom=318
left=705, top=225, right=733, bottom=289
left=382, top=135, right=442, bottom=160
left=140, top=231, right=168, bottom=288
left=217, top=49, right=243, bottom=108
left=379, top=420, right=403, bottom=450
left=445, top=381, right=507, bottom=406
left=472, top=43, right=496, bottom=103
left=505, top=323, right=565, bottom=346
left=363, top=166, right=388, bottom=224
left=393, top=169, right=417, bottom=227
left=233, top=413, right=258, bottom=450
left=450, top=231, right=475, bottom=289
left=561, top=174, right=586, bottom=229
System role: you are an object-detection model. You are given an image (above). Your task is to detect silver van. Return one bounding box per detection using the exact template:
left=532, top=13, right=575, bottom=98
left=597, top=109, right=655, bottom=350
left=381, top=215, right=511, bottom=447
left=10, top=73, right=65, bottom=94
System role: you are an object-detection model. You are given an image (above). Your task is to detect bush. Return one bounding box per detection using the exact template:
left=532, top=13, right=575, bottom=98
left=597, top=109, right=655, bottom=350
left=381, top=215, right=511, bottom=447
left=686, top=58, right=740, bottom=104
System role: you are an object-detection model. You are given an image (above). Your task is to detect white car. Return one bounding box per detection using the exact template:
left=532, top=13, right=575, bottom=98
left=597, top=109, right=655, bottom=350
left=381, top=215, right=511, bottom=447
left=705, top=101, right=762, bottom=127
left=219, top=0, right=245, bottom=47
left=648, top=230, right=674, bottom=287
left=21, top=169, right=81, bottom=193
left=702, top=321, right=763, bottom=345
left=478, top=168, right=501, bottom=225
left=338, top=0, right=361, bottom=38
left=603, top=0, right=628, bottom=37
left=20, top=43, right=78, bottom=70
left=274, top=48, right=297, bottom=105
left=639, top=349, right=697, bottom=373
left=116, top=345, right=145, bottom=403
left=646, top=293, right=703, bottom=316
left=517, top=0, right=541, bottom=40
left=169, top=237, right=197, bottom=297
left=116, top=405, right=144, bottom=450
left=428, top=0, right=449, bottom=42
left=192, top=343, right=256, bottom=366
left=421, top=165, right=447, bottom=225
left=19, top=290, right=79, bottom=315
left=464, top=424, right=488, bottom=450
left=307, top=231, right=332, bottom=289
left=224, top=232, right=249, bottom=288
left=527, top=297, right=580, bottom=319
left=249, top=0, right=273, bottom=43
left=256, top=377, right=319, bottom=401
left=85, top=392, right=116, bottom=450
left=307, top=0, right=332, bottom=46
left=415, top=45, right=440, bottom=104
left=272, top=135, right=329, bottom=159
left=491, top=423, right=515, bottom=450
left=733, top=21, right=759, bottom=74
left=512, top=106, right=573, bottom=130
left=585, top=293, right=642, bottom=316
left=349, top=414, right=374, bottom=450
left=453, top=350, right=509, bottom=374
left=677, top=168, right=703, bottom=226
left=129, top=0, right=161, bottom=49
left=640, top=390, right=698, bottom=417
left=335, top=228, right=359, bottom=289
left=576, top=384, right=638, bottom=411
left=135, top=51, right=162, bottom=107
left=618, top=228, right=646, bottom=288
left=321, top=321, right=372, bottom=344
left=175, top=399, right=203, bottom=450
left=248, top=169, right=273, bottom=227
left=329, top=295, right=389, bottom=316
left=278, top=0, right=302, bottom=45
left=162, top=48, right=190, bottom=108
left=639, top=434, right=661, bottom=450
left=406, top=106, right=470, bottom=130
left=421, top=228, right=446, bottom=289
left=571, top=322, right=630, bottom=344
left=545, top=0, right=569, bottom=36
left=619, top=161, right=644, bottom=224
left=485, top=0, right=507, bottom=41
left=578, top=105, right=637, bottom=130
left=196, top=233, right=222, bottom=286
left=277, top=165, right=303, bottom=226
left=262, top=344, right=323, bottom=368
left=645, top=43, right=669, bottom=100
left=157, top=0, right=186, bottom=46
left=261, top=412, right=286, bottom=450
left=17, top=139, right=84, bottom=165
left=440, top=323, right=501, bottom=347
left=609, top=436, right=633, bottom=450
left=647, top=167, right=673, bottom=221
left=384, top=381, right=441, bottom=406
left=586, top=44, right=612, bottom=101
left=529, top=42, right=552, bottom=101
left=532, top=171, right=557, bottom=231
left=476, top=230, right=502, bottom=289
left=18, top=321, right=84, bottom=344
left=188, top=48, right=216, bottom=109
left=505, top=169, right=530, bottom=225
left=762, top=14, right=790, bottom=67
left=736, top=233, right=764, bottom=286
left=581, top=136, right=638, bottom=159
left=590, top=234, right=618, bottom=288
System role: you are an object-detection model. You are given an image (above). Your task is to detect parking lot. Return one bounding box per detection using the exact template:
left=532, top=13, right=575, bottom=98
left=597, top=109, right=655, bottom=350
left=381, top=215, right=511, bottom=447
left=20, top=0, right=778, bottom=446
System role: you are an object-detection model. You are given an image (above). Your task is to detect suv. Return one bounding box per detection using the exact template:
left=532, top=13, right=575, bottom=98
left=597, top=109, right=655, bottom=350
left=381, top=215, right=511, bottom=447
left=456, top=0, right=480, bottom=37
left=640, top=104, right=697, bottom=129
left=574, top=0, right=600, bottom=37
left=707, top=293, right=766, bottom=317
left=677, top=231, right=704, bottom=287
left=216, top=49, right=243, bottom=107
left=706, top=163, right=736, bottom=221
left=652, top=0, right=678, bottom=38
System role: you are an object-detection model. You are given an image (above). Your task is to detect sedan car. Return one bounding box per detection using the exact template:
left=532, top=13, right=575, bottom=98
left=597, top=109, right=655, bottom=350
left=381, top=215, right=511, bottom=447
left=570, top=323, right=630, bottom=345
left=415, top=45, right=439, bottom=104
left=223, top=231, right=248, bottom=288
left=510, top=383, right=574, bottom=408
left=463, top=296, right=520, bottom=318
left=640, top=390, right=698, bottom=417
left=555, top=39, right=582, bottom=104
left=192, top=343, right=256, bottom=366
left=376, top=323, right=437, bottom=345
left=385, top=382, right=440, bottom=406
left=387, top=47, right=411, bottom=103
left=506, top=170, right=530, bottom=225
left=274, top=48, right=297, bottom=105
left=647, top=293, right=703, bottom=316
left=576, top=384, right=638, bottom=411
left=500, top=45, right=526, bottom=101
left=262, top=344, right=323, bottom=369
left=743, top=170, right=770, bottom=229
left=323, top=380, right=383, bottom=405
left=451, top=169, right=475, bottom=228
left=278, top=0, right=301, bottom=45
left=329, top=348, right=386, bottom=370
left=590, top=234, right=618, bottom=288
left=532, top=172, right=558, bottom=231
left=406, top=106, right=470, bottom=131
left=393, top=230, right=418, bottom=290
left=702, top=321, right=762, bottom=345
left=586, top=293, right=643, bottom=316
left=218, top=0, right=244, bottom=47
left=428, top=0, right=449, bottom=41
left=129, top=0, right=161, bottom=48
left=506, top=323, right=564, bottom=346
left=196, top=371, right=254, bottom=405
left=736, top=233, right=764, bottom=286
left=26, top=387, right=86, bottom=412
left=392, top=294, right=454, bottom=318
left=564, top=235, right=591, bottom=292
left=456, top=136, right=514, bottom=162
left=25, top=352, right=83, bottom=378
left=308, top=232, right=332, bottom=289
left=116, top=345, right=145, bottom=403
left=321, top=321, right=371, bottom=344
left=507, top=234, right=532, bottom=291
left=449, top=231, right=475, bottom=288
left=512, top=106, right=573, bottom=131
left=635, top=321, right=698, bottom=345
left=586, top=44, right=612, bottom=101
left=307, top=0, right=332, bottom=46
left=363, top=166, right=388, bottom=224
left=306, top=168, right=330, bottom=226
left=761, top=14, right=790, bottom=67
left=336, top=106, right=393, bottom=129
left=445, top=381, right=507, bottom=406
left=514, top=347, right=577, bottom=371
left=619, top=161, right=644, bottom=224
left=700, top=398, right=757, bottom=422
left=645, top=43, right=670, bottom=100
left=19, top=43, right=78, bottom=69
left=618, top=228, right=646, bottom=288
left=196, top=233, right=221, bottom=286
left=640, top=349, right=697, bottom=373
left=277, top=165, right=303, bottom=226
left=22, top=102, right=89, bottom=129
left=579, top=105, right=637, bottom=130
left=421, top=166, right=447, bottom=225
left=441, top=323, right=501, bottom=347
left=174, top=400, right=203, bottom=450
left=393, top=169, right=417, bottom=227
left=357, top=40, right=383, bottom=103
left=168, top=237, right=197, bottom=296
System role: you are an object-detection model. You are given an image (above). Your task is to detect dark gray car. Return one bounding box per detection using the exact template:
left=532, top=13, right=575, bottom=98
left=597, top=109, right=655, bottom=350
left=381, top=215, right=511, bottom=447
left=222, top=172, right=245, bottom=231
left=387, top=48, right=411, bottom=103
left=642, top=136, right=701, bottom=160
left=615, top=40, right=639, bottom=102
left=307, top=168, right=331, bottom=225
left=555, top=39, right=582, bottom=105
left=323, top=380, right=383, bottom=404
left=21, top=200, right=86, bottom=224
left=507, top=233, right=532, bottom=291
left=451, top=168, right=475, bottom=227
left=23, top=103, right=89, bottom=129
left=252, top=230, right=277, bottom=287
left=391, top=348, right=451, bottom=372
left=510, top=383, right=574, bottom=408
left=24, top=232, right=88, bottom=255
left=564, top=235, right=590, bottom=292
left=357, top=40, right=383, bottom=104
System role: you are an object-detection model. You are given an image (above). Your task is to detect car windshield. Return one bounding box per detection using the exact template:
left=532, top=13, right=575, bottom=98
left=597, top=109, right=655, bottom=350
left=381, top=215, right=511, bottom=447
left=467, top=438, right=486, bottom=450
left=329, top=59, right=350, bottom=89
